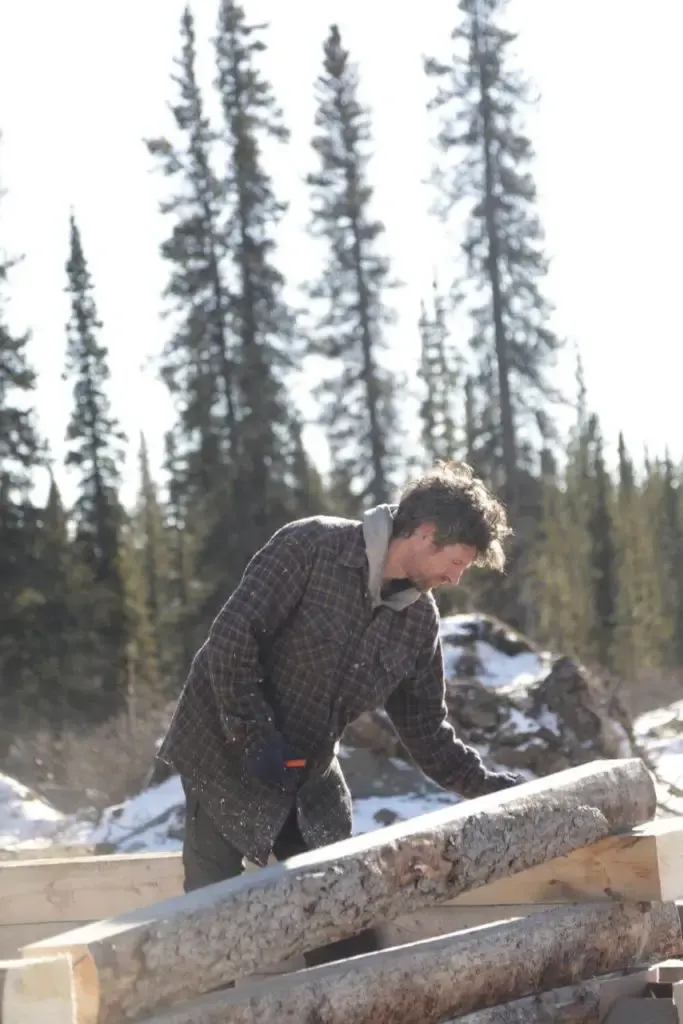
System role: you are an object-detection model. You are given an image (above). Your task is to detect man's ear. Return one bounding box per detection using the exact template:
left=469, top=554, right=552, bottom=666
left=418, top=521, right=437, bottom=544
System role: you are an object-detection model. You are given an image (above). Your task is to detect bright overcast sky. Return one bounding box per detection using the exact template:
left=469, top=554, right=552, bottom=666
left=0, top=0, right=680, bottom=505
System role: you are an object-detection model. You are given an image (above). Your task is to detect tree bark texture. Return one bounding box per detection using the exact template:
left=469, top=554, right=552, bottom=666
left=442, top=969, right=648, bottom=1024
left=24, top=758, right=656, bottom=1024
left=141, top=902, right=683, bottom=1024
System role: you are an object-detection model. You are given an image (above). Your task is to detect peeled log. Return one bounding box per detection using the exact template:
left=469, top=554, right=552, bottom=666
left=22, top=758, right=656, bottom=1024
left=142, top=902, right=683, bottom=1024
left=0, top=956, right=76, bottom=1024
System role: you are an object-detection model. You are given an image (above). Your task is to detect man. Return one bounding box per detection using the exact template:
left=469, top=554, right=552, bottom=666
left=158, top=460, right=522, bottom=966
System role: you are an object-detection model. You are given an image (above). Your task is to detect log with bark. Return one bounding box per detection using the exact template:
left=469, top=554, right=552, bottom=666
left=442, top=967, right=653, bottom=1024
left=22, top=758, right=656, bottom=1024
left=381, top=815, right=683, bottom=946
left=139, top=902, right=683, bottom=1024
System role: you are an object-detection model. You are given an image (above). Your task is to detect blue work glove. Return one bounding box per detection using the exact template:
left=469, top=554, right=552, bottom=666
left=246, top=733, right=304, bottom=794
left=481, top=768, right=526, bottom=794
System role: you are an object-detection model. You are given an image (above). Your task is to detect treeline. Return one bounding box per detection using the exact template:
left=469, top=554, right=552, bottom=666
left=528, top=371, right=683, bottom=680
left=0, top=0, right=679, bottom=748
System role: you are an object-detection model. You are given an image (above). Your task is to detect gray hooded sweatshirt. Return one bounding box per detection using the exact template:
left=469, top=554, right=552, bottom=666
left=361, top=503, right=423, bottom=612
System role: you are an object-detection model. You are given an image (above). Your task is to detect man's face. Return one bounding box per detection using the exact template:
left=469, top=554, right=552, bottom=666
left=403, top=525, right=477, bottom=592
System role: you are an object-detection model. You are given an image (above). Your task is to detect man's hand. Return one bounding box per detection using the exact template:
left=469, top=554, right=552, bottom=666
left=481, top=768, right=526, bottom=794
left=246, top=733, right=304, bottom=793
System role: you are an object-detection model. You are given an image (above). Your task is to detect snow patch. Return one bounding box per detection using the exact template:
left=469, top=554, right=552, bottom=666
left=83, top=776, right=185, bottom=852
left=0, top=773, right=64, bottom=849
left=440, top=614, right=549, bottom=691
left=352, top=792, right=460, bottom=834
left=635, top=701, right=683, bottom=740
left=536, top=708, right=561, bottom=736
left=504, top=707, right=541, bottom=736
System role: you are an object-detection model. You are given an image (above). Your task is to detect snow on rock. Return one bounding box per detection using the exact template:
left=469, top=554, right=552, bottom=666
left=635, top=701, right=683, bottom=816
left=636, top=700, right=683, bottom=742
left=442, top=615, right=636, bottom=774
left=346, top=614, right=637, bottom=779
left=65, top=775, right=187, bottom=853
left=0, top=773, right=64, bottom=849
left=439, top=614, right=550, bottom=689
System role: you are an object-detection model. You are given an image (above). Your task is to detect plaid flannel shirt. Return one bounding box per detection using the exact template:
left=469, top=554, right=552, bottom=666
left=158, top=515, right=490, bottom=865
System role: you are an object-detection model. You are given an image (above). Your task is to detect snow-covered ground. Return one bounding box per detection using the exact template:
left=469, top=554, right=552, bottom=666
left=0, top=774, right=64, bottom=848
left=634, top=699, right=683, bottom=816
left=1, top=614, right=681, bottom=854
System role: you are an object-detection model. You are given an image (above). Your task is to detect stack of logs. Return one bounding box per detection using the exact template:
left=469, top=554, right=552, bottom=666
left=3, top=757, right=683, bottom=1023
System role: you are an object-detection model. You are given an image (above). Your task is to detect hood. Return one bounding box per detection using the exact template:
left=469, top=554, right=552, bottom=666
left=362, top=504, right=423, bottom=611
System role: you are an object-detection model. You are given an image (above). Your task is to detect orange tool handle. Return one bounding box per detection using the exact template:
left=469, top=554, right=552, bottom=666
left=284, top=758, right=307, bottom=768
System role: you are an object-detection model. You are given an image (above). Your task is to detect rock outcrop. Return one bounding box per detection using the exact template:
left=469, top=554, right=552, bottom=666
left=344, top=614, right=636, bottom=777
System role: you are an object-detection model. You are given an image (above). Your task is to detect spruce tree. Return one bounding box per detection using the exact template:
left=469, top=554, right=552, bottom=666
left=326, top=464, right=365, bottom=519
left=586, top=418, right=618, bottom=668
left=33, top=478, right=75, bottom=721
left=146, top=6, right=236, bottom=499
left=209, top=0, right=302, bottom=590
left=0, top=245, right=40, bottom=497
left=136, top=433, right=169, bottom=671
left=162, top=429, right=196, bottom=681
left=118, top=515, right=160, bottom=712
left=0, top=161, right=43, bottom=724
left=30, top=476, right=104, bottom=725
left=306, top=23, right=401, bottom=505
left=463, top=375, right=477, bottom=467
left=63, top=212, right=127, bottom=707
left=287, top=418, right=332, bottom=518
left=617, top=431, right=634, bottom=502
left=529, top=363, right=594, bottom=659
left=613, top=439, right=670, bottom=677
left=425, top=0, right=562, bottom=504
left=659, top=455, right=683, bottom=665
left=417, top=279, right=460, bottom=465
left=529, top=462, right=573, bottom=652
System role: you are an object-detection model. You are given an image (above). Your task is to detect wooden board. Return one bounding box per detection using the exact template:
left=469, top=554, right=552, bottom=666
left=0, top=845, right=98, bottom=862
left=657, top=961, right=683, bottom=984
left=672, top=980, right=683, bottom=1020
left=0, top=956, right=75, bottom=1024
left=452, top=815, right=683, bottom=905
left=0, top=851, right=182, bottom=926
left=0, top=846, right=275, bottom=929
left=0, top=924, right=85, bottom=962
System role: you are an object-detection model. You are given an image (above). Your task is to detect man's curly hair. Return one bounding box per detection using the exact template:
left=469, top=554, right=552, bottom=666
left=392, top=460, right=512, bottom=572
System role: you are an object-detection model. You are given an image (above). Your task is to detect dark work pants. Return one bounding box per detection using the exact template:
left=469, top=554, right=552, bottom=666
left=182, top=780, right=382, bottom=970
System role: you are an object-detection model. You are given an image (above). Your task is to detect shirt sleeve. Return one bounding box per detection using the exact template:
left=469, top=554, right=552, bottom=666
left=203, top=523, right=314, bottom=754
left=384, top=615, right=491, bottom=798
